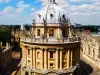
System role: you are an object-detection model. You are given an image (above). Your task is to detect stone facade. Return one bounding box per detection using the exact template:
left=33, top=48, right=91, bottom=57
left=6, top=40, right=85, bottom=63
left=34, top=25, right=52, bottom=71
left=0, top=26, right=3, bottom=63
left=0, top=42, right=12, bottom=72
left=21, top=41, right=80, bottom=75
left=21, top=0, right=81, bottom=75
left=81, top=34, right=100, bottom=69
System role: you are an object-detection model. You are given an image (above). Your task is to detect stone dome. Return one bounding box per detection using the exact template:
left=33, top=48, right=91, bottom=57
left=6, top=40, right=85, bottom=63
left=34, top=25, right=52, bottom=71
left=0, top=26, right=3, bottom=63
left=34, top=0, right=67, bottom=25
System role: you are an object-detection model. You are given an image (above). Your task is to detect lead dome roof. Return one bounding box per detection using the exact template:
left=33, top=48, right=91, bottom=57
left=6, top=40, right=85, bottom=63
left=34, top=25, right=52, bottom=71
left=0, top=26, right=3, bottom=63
left=34, top=0, right=67, bottom=25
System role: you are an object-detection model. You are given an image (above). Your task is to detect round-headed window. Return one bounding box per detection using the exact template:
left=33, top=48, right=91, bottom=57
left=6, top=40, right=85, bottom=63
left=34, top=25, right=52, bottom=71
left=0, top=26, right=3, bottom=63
left=38, top=14, right=41, bottom=18
left=25, top=72, right=29, bottom=75
left=50, top=14, right=54, bottom=18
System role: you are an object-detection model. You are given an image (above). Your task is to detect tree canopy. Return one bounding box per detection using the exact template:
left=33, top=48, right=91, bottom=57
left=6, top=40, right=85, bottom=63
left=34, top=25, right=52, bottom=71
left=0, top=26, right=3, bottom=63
left=0, top=26, right=12, bottom=44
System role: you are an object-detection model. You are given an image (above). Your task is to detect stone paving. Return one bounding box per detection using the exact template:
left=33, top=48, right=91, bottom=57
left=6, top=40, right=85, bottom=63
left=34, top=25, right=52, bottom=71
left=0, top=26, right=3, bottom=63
left=81, top=57, right=100, bottom=75
left=6, top=52, right=21, bottom=75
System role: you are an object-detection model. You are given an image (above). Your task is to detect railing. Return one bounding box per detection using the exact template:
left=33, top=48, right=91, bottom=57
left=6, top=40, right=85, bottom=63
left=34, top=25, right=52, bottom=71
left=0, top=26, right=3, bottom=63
left=22, top=36, right=80, bottom=44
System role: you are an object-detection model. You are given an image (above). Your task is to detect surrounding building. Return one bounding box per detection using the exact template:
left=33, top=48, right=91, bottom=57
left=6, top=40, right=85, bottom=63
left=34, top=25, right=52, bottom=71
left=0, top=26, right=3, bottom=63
left=81, top=34, right=100, bottom=70
left=0, top=42, right=12, bottom=74
left=74, top=23, right=81, bottom=28
left=21, top=0, right=81, bottom=75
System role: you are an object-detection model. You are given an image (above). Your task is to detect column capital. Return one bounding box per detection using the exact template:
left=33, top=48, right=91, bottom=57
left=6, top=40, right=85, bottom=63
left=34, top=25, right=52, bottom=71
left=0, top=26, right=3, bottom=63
left=57, top=48, right=63, bottom=50
left=32, top=48, right=36, bottom=50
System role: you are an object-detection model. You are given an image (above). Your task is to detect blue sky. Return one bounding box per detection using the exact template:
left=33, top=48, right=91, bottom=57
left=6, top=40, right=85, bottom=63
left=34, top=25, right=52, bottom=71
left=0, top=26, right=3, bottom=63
left=0, top=0, right=100, bottom=25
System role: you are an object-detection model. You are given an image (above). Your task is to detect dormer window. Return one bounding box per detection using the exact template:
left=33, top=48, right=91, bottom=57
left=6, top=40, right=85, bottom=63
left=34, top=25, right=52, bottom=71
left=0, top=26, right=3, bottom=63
left=50, top=14, right=54, bottom=18
left=38, top=14, right=41, bottom=18
left=63, top=14, right=65, bottom=18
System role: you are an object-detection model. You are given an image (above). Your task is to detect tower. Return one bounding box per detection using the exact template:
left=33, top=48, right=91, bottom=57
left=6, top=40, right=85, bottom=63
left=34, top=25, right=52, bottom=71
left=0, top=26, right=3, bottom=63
left=20, top=21, right=25, bottom=31
left=21, top=0, right=80, bottom=75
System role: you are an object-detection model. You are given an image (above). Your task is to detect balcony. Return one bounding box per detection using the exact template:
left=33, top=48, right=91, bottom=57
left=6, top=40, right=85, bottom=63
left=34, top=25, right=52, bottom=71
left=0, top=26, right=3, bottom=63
left=21, top=36, right=80, bottom=44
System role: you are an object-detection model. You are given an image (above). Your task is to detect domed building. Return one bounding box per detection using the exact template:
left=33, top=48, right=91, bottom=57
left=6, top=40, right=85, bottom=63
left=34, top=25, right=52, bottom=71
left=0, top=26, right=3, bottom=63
left=21, top=0, right=80, bottom=75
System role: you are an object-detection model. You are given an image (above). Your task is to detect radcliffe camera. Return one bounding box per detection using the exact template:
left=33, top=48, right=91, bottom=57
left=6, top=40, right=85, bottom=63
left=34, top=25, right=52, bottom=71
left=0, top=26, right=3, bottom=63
left=0, top=0, right=100, bottom=75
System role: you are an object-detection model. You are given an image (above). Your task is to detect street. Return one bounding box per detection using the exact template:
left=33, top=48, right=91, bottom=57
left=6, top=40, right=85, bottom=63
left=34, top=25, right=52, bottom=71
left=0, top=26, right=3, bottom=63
left=80, top=57, right=100, bottom=75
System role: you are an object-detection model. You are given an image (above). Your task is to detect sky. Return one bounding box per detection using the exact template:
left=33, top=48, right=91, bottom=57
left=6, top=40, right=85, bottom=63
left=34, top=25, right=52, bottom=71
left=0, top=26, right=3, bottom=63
left=0, top=0, right=100, bottom=25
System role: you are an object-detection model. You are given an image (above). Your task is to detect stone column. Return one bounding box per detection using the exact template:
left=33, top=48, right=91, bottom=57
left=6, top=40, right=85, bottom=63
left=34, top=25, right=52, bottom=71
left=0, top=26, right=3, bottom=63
left=44, top=49, right=48, bottom=69
left=33, top=48, right=36, bottom=67
left=60, top=49, right=62, bottom=69
left=26, top=47, right=27, bottom=65
left=75, top=48, right=77, bottom=62
left=70, top=50, right=73, bottom=67
left=56, top=49, right=59, bottom=69
left=22, top=46, right=25, bottom=64
left=67, top=49, right=70, bottom=68
left=41, top=49, right=44, bottom=69
left=77, top=48, right=80, bottom=62
left=31, top=48, right=33, bottom=67
left=58, top=28, right=60, bottom=38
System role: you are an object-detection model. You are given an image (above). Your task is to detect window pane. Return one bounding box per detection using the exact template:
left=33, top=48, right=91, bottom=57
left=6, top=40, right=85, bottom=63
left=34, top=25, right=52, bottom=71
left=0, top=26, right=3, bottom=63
left=50, top=51, right=53, bottom=58
left=37, top=29, right=40, bottom=36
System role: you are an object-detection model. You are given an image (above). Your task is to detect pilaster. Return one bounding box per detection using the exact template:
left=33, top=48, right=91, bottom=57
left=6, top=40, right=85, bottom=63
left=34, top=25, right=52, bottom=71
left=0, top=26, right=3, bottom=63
left=60, top=49, right=62, bottom=69
left=33, top=48, right=36, bottom=67
left=44, top=49, right=48, bottom=69
left=70, top=49, right=73, bottom=67
left=67, top=49, right=70, bottom=68
left=41, top=49, right=44, bottom=69
left=56, top=49, right=59, bottom=69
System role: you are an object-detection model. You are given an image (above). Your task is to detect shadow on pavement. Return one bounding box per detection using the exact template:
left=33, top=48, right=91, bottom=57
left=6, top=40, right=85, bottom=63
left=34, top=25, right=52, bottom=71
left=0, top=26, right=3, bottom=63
left=8, top=58, right=21, bottom=75
left=80, top=60, right=93, bottom=75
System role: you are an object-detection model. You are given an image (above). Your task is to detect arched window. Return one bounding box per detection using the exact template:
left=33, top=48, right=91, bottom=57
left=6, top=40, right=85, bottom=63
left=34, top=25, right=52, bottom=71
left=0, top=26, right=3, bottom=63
left=49, top=29, right=54, bottom=37
left=50, top=51, right=53, bottom=58
left=28, top=49, right=30, bottom=56
left=93, top=50, right=95, bottom=58
left=88, top=46, right=90, bottom=55
left=38, top=14, right=41, bottom=18
left=37, top=52, right=40, bottom=59
left=37, top=29, right=40, bottom=36
left=25, top=72, right=29, bottom=75
left=50, top=14, right=54, bottom=18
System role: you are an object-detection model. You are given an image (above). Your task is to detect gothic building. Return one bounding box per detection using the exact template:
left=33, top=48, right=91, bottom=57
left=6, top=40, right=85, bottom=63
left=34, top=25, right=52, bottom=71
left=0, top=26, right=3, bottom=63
left=0, top=42, right=12, bottom=74
left=21, top=0, right=80, bottom=75
left=81, top=34, right=100, bottom=70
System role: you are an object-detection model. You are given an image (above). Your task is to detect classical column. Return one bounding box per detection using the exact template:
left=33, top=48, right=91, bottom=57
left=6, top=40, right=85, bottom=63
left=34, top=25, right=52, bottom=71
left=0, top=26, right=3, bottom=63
left=44, top=49, right=48, bottom=69
left=60, top=49, right=62, bottom=69
left=56, top=49, right=59, bottom=69
left=26, top=47, right=27, bottom=65
left=41, top=49, right=44, bottom=69
left=77, top=48, right=80, bottom=62
left=70, top=50, right=73, bottom=67
left=67, top=49, right=70, bottom=68
left=33, top=48, right=36, bottom=67
left=31, top=48, right=33, bottom=67
left=22, top=46, right=25, bottom=64
left=75, top=48, right=77, bottom=62
left=22, top=46, right=27, bottom=65
left=58, top=28, right=60, bottom=38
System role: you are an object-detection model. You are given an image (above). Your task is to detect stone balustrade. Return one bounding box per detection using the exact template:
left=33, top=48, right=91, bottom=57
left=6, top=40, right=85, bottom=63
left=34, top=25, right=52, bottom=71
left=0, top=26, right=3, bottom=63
left=22, top=36, right=80, bottom=44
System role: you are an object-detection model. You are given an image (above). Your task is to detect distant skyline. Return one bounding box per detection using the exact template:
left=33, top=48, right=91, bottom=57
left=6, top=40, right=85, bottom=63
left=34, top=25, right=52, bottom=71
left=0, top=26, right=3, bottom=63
left=0, top=0, right=100, bottom=25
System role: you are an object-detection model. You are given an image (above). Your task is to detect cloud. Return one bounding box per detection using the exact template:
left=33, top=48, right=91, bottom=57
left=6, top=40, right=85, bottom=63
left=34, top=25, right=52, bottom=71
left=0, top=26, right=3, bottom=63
left=0, top=0, right=31, bottom=18
left=0, top=6, right=15, bottom=15
left=17, top=1, right=30, bottom=8
left=70, top=0, right=98, bottom=2
left=15, top=1, right=30, bottom=13
left=0, top=0, right=11, bottom=3
left=31, top=8, right=36, bottom=11
left=0, top=0, right=100, bottom=25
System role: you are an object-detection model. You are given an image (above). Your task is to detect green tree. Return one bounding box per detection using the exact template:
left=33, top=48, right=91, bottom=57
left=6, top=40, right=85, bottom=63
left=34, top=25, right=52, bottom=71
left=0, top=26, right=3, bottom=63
left=0, top=26, right=12, bottom=45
